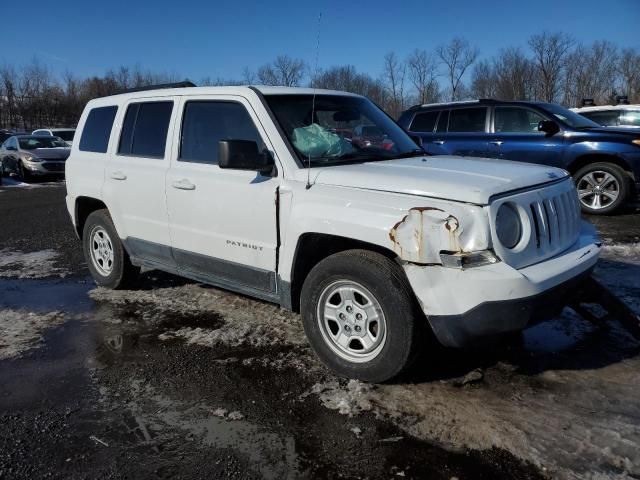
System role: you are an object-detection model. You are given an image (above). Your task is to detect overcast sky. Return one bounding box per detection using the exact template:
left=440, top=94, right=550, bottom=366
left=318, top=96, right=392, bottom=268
left=3, top=0, right=639, bottom=82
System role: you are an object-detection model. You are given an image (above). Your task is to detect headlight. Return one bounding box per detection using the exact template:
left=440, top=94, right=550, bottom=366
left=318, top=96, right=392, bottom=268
left=632, top=139, right=640, bottom=147
left=23, top=154, right=42, bottom=162
left=495, top=203, right=522, bottom=249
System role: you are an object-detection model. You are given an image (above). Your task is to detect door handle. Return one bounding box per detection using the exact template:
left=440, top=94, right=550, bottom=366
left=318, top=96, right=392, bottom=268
left=110, top=171, right=127, bottom=180
left=489, top=140, right=504, bottom=146
left=172, top=179, right=196, bottom=191
left=432, top=140, right=445, bottom=145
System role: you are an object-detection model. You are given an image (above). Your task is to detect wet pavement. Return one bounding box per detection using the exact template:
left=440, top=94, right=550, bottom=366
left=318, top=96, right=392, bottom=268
left=1, top=181, right=639, bottom=479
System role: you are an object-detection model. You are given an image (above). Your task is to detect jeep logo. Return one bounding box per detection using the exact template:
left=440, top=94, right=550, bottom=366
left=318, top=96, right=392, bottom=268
left=226, top=240, right=263, bottom=251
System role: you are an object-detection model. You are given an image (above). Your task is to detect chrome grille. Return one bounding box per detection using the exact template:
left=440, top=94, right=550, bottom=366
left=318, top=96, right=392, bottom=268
left=490, top=178, right=582, bottom=270
left=529, top=189, right=580, bottom=253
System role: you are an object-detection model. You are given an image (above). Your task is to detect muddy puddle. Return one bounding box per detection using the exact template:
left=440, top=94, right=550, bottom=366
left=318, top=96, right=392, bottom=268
left=1, top=259, right=638, bottom=479
left=1, top=275, right=546, bottom=479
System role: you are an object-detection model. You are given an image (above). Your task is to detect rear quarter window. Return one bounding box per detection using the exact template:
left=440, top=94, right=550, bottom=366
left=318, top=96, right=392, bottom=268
left=79, top=106, right=118, bottom=153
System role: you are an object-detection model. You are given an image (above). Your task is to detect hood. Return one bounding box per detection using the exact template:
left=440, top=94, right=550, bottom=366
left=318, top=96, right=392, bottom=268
left=311, top=156, right=569, bottom=204
left=28, top=147, right=70, bottom=160
left=581, top=126, right=640, bottom=136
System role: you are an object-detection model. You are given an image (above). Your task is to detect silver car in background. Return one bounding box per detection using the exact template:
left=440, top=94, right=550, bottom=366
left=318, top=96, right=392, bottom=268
left=32, top=128, right=76, bottom=147
left=0, top=135, right=70, bottom=182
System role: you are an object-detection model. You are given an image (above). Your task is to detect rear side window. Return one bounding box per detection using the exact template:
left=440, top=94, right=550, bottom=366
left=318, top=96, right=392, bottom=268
left=179, top=101, right=263, bottom=165
left=118, top=101, right=173, bottom=158
left=410, top=111, right=439, bottom=132
left=448, top=108, right=487, bottom=132
left=79, top=106, right=118, bottom=153
left=582, top=110, right=619, bottom=127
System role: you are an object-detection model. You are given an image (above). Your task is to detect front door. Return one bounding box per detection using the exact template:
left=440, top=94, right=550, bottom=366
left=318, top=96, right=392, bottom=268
left=165, top=96, right=279, bottom=300
left=488, top=106, right=566, bottom=168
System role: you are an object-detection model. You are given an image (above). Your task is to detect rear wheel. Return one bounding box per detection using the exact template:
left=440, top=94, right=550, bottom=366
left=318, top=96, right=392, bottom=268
left=574, top=162, right=629, bottom=215
left=301, top=249, right=424, bottom=382
left=83, top=209, right=139, bottom=289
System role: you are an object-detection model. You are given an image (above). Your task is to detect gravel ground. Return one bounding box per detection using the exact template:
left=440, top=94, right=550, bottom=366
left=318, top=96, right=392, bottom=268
left=0, top=180, right=638, bottom=479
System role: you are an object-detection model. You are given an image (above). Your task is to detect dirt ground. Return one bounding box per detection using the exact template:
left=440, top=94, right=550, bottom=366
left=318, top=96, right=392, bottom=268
left=0, top=180, right=638, bottom=479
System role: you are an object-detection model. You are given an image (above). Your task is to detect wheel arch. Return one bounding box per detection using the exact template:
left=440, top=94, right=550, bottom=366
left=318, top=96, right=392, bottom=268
left=567, top=153, right=634, bottom=179
left=286, top=232, right=400, bottom=313
left=74, top=196, right=108, bottom=239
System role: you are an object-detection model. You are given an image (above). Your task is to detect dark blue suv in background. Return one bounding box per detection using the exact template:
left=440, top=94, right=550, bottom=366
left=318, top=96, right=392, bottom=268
left=398, top=100, right=640, bottom=214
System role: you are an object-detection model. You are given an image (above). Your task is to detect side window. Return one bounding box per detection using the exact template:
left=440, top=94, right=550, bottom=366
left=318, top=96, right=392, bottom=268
left=436, top=111, right=449, bottom=133
left=448, top=108, right=487, bottom=133
left=118, top=101, right=173, bottom=158
left=494, top=107, right=546, bottom=133
left=619, top=110, right=640, bottom=127
left=582, top=110, right=619, bottom=127
left=410, top=111, right=439, bottom=132
left=79, top=106, right=118, bottom=153
left=179, top=101, right=264, bottom=165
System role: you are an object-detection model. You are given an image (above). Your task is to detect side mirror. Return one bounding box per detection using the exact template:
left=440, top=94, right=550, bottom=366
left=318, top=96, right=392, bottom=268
left=218, top=140, right=274, bottom=175
left=537, top=120, right=560, bottom=136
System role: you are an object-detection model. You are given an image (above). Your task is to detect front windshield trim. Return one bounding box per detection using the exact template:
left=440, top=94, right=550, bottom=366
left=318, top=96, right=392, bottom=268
left=261, top=92, right=423, bottom=168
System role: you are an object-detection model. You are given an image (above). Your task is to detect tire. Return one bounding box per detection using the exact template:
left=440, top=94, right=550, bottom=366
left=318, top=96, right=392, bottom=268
left=301, top=249, right=424, bottom=383
left=18, top=162, right=31, bottom=183
left=82, top=209, right=140, bottom=289
left=574, top=162, right=630, bottom=215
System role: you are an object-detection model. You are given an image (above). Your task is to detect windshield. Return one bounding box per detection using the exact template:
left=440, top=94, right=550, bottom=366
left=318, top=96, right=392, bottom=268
left=542, top=103, right=601, bottom=129
left=19, top=136, right=68, bottom=149
left=263, top=94, right=423, bottom=166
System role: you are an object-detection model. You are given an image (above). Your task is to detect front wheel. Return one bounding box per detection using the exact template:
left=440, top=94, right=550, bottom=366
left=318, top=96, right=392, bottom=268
left=83, top=209, right=140, bottom=289
left=18, top=162, right=31, bottom=183
left=301, top=250, right=424, bottom=382
left=574, top=162, right=630, bottom=215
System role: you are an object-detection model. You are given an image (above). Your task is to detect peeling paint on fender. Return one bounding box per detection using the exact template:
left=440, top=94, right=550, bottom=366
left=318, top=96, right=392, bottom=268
left=389, top=205, right=488, bottom=264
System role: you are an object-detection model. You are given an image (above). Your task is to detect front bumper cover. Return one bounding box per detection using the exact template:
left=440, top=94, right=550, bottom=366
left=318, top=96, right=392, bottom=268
left=405, top=220, right=601, bottom=348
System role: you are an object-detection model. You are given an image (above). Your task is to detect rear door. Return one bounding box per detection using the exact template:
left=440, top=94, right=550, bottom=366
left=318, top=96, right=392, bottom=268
left=427, top=107, right=490, bottom=157
left=165, top=95, right=279, bottom=300
left=102, top=97, right=177, bottom=268
left=488, top=106, right=566, bottom=168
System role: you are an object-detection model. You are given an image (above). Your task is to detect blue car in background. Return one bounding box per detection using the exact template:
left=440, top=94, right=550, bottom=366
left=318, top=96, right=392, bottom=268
left=398, top=100, right=640, bottom=214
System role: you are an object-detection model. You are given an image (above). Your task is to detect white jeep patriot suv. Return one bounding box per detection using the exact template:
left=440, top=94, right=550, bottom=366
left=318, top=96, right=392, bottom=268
left=66, top=85, right=601, bottom=382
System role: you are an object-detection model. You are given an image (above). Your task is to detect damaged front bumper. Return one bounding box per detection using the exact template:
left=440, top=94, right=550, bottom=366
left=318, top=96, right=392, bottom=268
left=404, top=220, right=601, bottom=348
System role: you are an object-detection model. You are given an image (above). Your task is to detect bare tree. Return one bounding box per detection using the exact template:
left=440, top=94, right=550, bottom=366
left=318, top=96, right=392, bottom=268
left=406, top=49, right=439, bottom=104
left=563, top=41, right=619, bottom=106
left=258, top=55, right=306, bottom=86
left=493, top=47, right=534, bottom=100
left=382, top=52, right=406, bottom=117
left=311, top=65, right=388, bottom=107
left=436, top=37, right=479, bottom=101
left=619, top=47, right=640, bottom=102
left=528, top=32, right=573, bottom=102
left=470, top=60, right=497, bottom=99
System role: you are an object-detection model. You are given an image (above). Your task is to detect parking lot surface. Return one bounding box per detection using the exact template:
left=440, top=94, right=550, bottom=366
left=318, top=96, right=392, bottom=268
left=1, top=181, right=638, bottom=479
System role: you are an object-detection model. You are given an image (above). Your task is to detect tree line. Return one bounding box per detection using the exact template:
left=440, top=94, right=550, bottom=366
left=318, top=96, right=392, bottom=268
left=1, top=31, right=639, bottom=130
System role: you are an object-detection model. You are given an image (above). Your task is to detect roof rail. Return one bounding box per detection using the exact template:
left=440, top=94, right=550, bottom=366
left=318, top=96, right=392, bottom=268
left=117, top=80, right=196, bottom=94
left=416, top=98, right=501, bottom=108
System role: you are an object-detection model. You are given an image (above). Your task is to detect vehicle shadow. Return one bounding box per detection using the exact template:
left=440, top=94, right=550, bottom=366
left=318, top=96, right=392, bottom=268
left=400, top=258, right=640, bottom=384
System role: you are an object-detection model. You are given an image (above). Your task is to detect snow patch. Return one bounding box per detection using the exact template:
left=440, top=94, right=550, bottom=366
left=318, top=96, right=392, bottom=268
left=0, top=249, right=68, bottom=278
left=0, top=309, right=65, bottom=359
